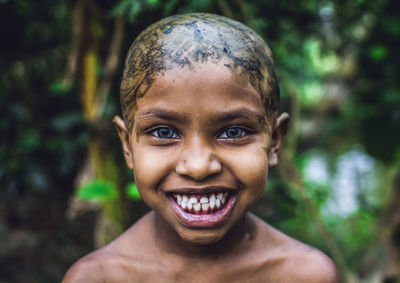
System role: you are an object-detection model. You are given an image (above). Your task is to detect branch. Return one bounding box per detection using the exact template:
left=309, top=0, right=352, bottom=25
left=94, top=15, right=125, bottom=120
left=279, top=151, right=350, bottom=282
left=235, top=0, right=253, bottom=29
left=279, top=74, right=349, bottom=281
left=216, top=0, right=233, bottom=18
left=62, top=0, right=85, bottom=88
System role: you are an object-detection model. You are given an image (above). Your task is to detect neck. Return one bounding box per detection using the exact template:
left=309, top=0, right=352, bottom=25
left=151, top=212, right=257, bottom=259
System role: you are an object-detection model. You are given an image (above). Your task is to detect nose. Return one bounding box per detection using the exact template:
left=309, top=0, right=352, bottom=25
left=175, top=138, right=222, bottom=181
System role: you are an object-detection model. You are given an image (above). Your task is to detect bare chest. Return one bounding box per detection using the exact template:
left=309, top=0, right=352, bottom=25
left=123, top=257, right=289, bottom=283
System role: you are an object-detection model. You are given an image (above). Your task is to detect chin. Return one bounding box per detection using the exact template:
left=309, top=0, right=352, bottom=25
left=177, top=228, right=228, bottom=245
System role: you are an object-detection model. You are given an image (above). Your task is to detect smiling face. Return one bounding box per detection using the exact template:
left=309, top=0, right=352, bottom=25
left=114, top=63, right=288, bottom=245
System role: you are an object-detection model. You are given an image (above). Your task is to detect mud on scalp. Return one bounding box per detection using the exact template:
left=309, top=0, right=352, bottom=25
left=120, top=13, right=280, bottom=131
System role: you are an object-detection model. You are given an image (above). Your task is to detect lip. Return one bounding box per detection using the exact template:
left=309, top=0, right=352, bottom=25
left=165, top=186, right=234, bottom=194
left=167, top=188, right=237, bottom=228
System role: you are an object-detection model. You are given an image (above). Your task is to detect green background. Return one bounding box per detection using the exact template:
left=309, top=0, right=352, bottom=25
left=1, top=0, right=399, bottom=282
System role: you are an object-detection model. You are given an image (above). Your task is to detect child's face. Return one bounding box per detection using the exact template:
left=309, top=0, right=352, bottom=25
left=115, top=63, right=286, bottom=244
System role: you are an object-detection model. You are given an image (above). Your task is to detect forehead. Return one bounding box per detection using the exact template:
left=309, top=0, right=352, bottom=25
left=135, top=63, right=265, bottom=116
left=120, top=14, right=279, bottom=130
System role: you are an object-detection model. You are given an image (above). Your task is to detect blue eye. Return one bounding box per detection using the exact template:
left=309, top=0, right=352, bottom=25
left=151, top=127, right=179, bottom=139
left=219, top=127, right=247, bottom=139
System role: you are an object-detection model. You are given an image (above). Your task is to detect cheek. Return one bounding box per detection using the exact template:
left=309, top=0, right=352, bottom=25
left=224, top=145, right=268, bottom=198
left=239, top=158, right=268, bottom=211
left=132, top=147, right=174, bottom=195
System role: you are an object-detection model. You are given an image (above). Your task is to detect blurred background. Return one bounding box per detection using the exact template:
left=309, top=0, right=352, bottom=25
left=1, top=0, right=399, bottom=282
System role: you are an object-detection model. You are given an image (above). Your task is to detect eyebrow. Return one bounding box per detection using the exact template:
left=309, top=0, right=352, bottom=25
left=138, top=108, right=187, bottom=123
left=137, top=107, right=267, bottom=128
left=212, top=108, right=267, bottom=126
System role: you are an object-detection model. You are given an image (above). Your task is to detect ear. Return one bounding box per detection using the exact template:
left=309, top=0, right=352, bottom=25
left=113, top=115, right=134, bottom=170
left=268, top=113, right=290, bottom=168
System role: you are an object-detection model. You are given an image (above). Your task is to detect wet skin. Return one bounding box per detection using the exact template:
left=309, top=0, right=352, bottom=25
left=62, top=12, right=341, bottom=280
left=62, top=63, right=340, bottom=283
left=117, top=63, right=284, bottom=245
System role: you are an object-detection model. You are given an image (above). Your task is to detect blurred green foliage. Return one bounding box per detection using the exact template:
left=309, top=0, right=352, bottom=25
left=76, top=180, right=142, bottom=201
left=1, top=0, right=399, bottom=282
left=126, top=182, right=142, bottom=201
left=77, top=180, right=119, bottom=201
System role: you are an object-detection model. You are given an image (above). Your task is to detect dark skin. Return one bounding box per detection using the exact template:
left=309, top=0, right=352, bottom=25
left=120, top=13, right=279, bottom=130
left=63, top=14, right=340, bottom=283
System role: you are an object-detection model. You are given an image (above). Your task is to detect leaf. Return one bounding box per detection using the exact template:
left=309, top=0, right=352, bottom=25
left=77, top=180, right=119, bottom=201
left=126, top=182, right=142, bottom=200
left=369, top=45, right=388, bottom=61
left=110, top=0, right=145, bottom=22
left=49, top=81, right=68, bottom=95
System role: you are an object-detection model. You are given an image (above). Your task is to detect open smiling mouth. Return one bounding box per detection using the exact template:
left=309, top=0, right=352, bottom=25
left=167, top=190, right=237, bottom=227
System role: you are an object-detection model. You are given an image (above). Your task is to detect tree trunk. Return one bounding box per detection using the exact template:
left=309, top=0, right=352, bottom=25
left=65, top=0, right=126, bottom=248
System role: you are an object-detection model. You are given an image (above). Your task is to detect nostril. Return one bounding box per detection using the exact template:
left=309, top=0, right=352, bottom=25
left=175, top=156, right=222, bottom=181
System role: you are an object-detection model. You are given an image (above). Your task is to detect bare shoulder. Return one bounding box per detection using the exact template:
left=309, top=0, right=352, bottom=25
left=63, top=213, right=155, bottom=283
left=286, top=245, right=341, bottom=283
left=275, top=233, right=341, bottom=282
left=62, top=249, right=111, bottom=282
left=252, top=215, right=341, bottom=282
left=62, top=246, right=139, bottom=283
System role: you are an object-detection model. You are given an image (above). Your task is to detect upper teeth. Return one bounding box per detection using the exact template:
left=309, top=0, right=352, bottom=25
left=173, top=192, right=228, bottom=213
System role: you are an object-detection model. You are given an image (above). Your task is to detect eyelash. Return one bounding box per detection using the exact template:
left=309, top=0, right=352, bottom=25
left=148, top=125, right=251, bottom=140
left=149, top=126, right=180, bottom=139
left=218, top=126, right=250, bottom=139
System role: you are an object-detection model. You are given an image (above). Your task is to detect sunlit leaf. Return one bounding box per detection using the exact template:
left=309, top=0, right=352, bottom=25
left=126, top=182, right=142, bottom=200
left=306, top=39, right=339, bottom=74
left=300, top=81, right=325, bottom=106
left=77, top=180, right=119, bottom=201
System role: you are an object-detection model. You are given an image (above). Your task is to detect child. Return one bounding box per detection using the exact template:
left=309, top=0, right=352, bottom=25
left=63, top=13, right=340, bottom=282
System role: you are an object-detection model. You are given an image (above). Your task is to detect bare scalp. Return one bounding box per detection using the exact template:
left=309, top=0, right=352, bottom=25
left=120, top=13, right=280, bottom=130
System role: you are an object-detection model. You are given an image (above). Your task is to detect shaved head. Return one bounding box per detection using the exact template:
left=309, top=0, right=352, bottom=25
left=120, top=13, right=280, bottom=130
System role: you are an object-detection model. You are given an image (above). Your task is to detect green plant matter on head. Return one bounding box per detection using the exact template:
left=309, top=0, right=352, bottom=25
left=120, top=13, right=280, bottom=130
